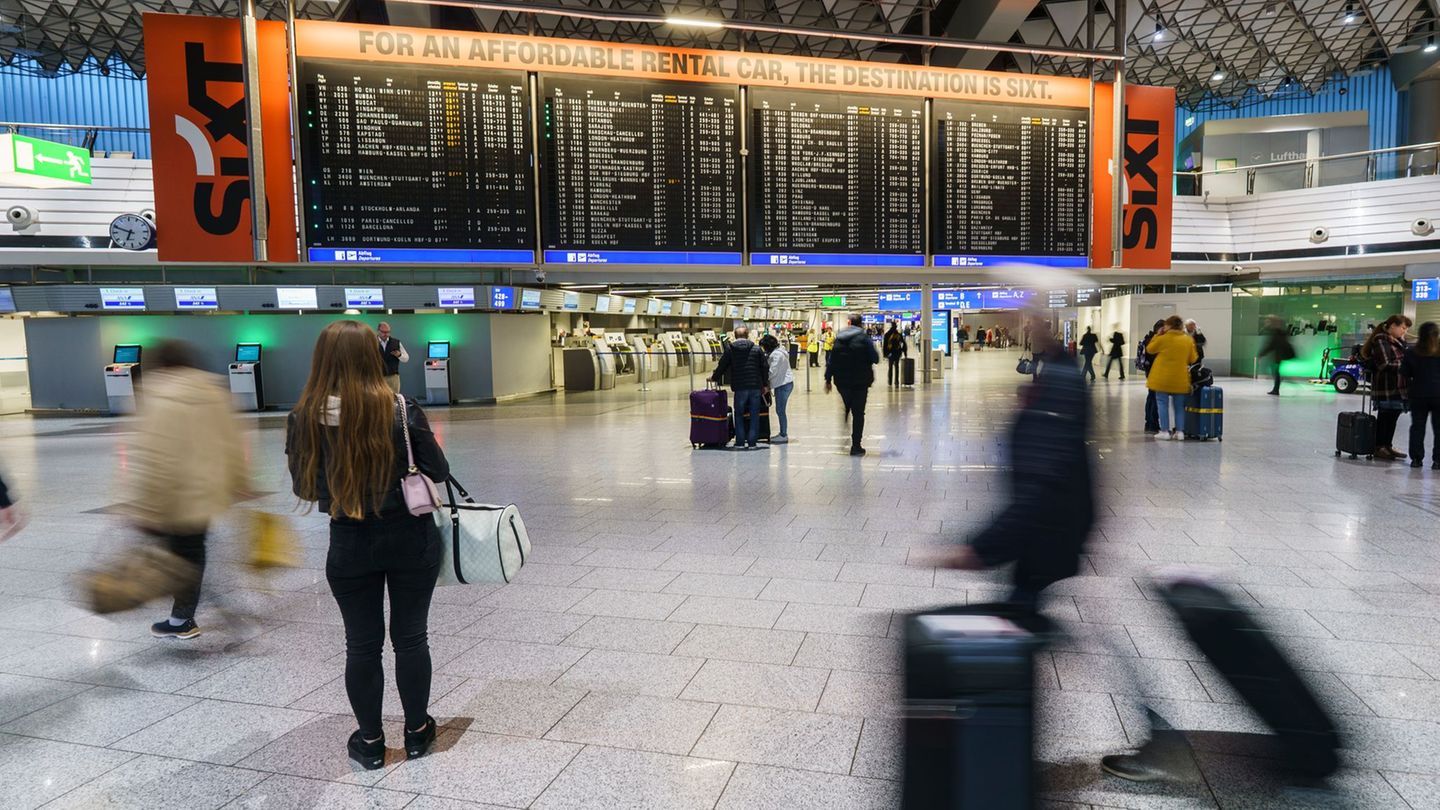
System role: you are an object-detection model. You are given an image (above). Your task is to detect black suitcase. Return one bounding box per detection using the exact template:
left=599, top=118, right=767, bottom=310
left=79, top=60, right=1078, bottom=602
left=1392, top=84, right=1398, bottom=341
left=1336, top=411, right=1375, bottom=459
left=1159, top=579, right=1341, bottom=779
left=902, top=604, right=1051, bottom=810
left=902, top=357, right=916, bottom=386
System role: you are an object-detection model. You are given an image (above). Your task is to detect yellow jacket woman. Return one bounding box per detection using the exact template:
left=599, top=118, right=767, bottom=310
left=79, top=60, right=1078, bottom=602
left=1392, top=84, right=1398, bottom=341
left=1144, top=326, right=1199, bottom=395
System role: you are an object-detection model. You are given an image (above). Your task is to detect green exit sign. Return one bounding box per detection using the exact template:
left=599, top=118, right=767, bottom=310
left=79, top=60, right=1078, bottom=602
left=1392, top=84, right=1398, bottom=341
left=0, top=134, right=92, bottom=188
left=821, top=295, right=847, bottom=308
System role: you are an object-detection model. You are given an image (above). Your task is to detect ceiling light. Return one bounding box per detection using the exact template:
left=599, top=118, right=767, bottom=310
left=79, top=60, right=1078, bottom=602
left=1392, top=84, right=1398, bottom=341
left=1153, top=22, right=1164, bottom=40
left=667, top=16, right=724, bottom=29
left=1428, top=34, right=1438, bottom=53
left=1342, top=3, right=1357, bottom=24
left=1263, top=2, right=1278, bottom=15
left=1211, top=70, right=1226, bottom=82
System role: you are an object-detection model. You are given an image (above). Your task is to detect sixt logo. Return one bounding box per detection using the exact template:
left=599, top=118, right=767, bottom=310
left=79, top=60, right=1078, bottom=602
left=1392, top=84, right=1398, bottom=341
left=1122, top=110, right=1161, bottom=251
left=173, top=41, right=251, bottom=236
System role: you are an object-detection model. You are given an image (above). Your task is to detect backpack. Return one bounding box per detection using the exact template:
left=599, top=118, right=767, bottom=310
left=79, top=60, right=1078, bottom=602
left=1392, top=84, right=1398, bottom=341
left=1136, top=333, right=1155, bottom=372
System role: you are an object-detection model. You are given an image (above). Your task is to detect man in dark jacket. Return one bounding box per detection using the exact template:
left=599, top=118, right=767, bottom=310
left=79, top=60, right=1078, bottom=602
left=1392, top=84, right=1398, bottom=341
left=711, top=327, right=770, bottom=450
left=948, top=319, right=1093, bottom=609
left=825, top=314, right=881, bottom=456
left=1104, top=327, right=1126, bottom=380
left=1138, top=320, right=1164, bottom=433
left=883, top=322, right=907, bottom=387
left=1078, top=326, right=1100, bottom=382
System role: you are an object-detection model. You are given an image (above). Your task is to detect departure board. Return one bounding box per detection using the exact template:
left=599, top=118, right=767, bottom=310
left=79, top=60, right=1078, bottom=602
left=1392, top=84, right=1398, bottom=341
left=541, top=76, right=741, bottom=264
left=299, top=60, right=535, bottom=263
left=750, top=89, right=924, bottom=263
left=933, top=101, right=1089, bottom=260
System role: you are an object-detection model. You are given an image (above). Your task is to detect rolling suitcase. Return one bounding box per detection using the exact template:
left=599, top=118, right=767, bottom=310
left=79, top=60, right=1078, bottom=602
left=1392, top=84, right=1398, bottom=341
left=732, top=396, right=771, bottom=444
left=902, top=604, right=1052, bottom=810
left=1336, top=387, right=1375, bottom=459
left=1184, top=385, right=1223, bottom=441
left=1158, top=577, right=1340, bottom=779
left=689, top=385, right=729, bottom=448
left=902, top=357, right=916, bottom=386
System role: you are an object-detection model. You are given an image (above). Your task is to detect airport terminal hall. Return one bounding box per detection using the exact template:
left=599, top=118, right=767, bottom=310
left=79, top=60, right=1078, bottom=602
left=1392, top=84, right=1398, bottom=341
left=11, top=0, right=1440, bottom=808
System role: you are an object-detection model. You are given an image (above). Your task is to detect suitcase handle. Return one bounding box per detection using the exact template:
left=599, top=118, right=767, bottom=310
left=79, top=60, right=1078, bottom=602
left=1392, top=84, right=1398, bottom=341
left=903, top=700, right=977, bottom=720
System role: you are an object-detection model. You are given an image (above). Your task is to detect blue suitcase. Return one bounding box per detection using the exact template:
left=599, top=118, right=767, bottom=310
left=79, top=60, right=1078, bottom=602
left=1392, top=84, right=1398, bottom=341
left=902, top=604, right=1051, bottom=810
left=1184, top=385, right=1223, bottom=441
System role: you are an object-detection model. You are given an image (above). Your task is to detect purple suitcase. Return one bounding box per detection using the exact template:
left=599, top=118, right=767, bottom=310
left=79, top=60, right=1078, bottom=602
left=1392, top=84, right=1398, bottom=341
left=691, top=387, right=730, bottom=448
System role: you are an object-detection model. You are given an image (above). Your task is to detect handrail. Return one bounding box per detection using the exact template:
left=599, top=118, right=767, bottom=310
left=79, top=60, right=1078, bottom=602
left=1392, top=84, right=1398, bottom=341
left=1, top=122, right=150, bottom=133
left=1184, top=140, right=1440, bottom=177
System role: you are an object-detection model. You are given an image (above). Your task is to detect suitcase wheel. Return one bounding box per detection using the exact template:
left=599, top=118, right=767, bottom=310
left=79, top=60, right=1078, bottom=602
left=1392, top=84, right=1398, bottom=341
left=1335, top=450, right=1341, bottom=457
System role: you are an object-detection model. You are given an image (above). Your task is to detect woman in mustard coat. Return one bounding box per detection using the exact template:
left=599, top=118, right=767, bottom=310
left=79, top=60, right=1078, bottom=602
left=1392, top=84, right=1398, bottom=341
left=1144, top=316, right=1199, bottom=440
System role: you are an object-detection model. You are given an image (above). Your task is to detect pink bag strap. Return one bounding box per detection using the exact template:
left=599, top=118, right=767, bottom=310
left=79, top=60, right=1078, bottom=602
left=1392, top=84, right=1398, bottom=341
left=396, top=394, right=417, bottom=472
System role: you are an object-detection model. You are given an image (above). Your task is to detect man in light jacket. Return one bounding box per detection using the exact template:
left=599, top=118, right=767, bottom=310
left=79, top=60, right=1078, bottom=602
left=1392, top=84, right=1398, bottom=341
left=125, top=340, right=248, bottom=639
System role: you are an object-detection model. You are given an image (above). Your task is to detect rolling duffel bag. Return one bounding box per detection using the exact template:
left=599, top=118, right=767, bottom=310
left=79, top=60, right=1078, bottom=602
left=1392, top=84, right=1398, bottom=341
left=434, top=477, right=530, bottom=586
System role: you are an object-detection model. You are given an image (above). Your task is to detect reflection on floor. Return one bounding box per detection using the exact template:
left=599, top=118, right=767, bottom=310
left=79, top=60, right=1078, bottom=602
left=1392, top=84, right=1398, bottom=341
left=0, top=350, right=1436, bottom=808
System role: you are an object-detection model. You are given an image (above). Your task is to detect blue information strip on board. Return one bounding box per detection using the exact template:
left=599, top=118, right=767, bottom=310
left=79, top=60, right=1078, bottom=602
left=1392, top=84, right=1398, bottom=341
left=931, top=289, right=1036, bottom=310
left=877, top=291, right=922, bottom=311
left=752, top=253, right=926, bottom=267
left=543, top=250, right=742, bottom=265
left=1413, top=278, right=1440, bottom=302
left=309, top=248, right=536, bottom=264
left=933, top=254, right=1089, bottom=269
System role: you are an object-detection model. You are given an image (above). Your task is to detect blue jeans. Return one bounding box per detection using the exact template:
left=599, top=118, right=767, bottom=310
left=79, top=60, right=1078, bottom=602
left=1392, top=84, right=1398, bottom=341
left=773, top=382, right=793, bottom=437
left=1155, top=392, right=1187, bottom=433
left=733, top=388, right=762, bottom=447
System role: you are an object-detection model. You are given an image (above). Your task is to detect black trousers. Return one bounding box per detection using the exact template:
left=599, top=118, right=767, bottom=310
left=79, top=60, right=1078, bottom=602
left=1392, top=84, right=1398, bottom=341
left=162, top=531, right=207, bottom=621
left=887, top=355, right=903, bottom=385
left=1377, top=406, right=1403, bottom=449
left=1104, top=356, right=1125, bottom=379
left=838, top=385, right=869, bottom=449
left=328, top=512, right=442, bottom=737
left=1410, top=397, right=1440, bottom=462
left=1081, top=354, right=1096, bottom=380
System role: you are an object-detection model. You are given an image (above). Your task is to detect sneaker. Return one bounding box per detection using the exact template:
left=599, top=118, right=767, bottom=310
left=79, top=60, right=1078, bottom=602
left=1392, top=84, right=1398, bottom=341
left=151, top=619, right=201, bottom=640
left=1268, top=389, right=1280, bottom=396
left=347, top=730, right=386, bottom=771
left=1412, top=459, right=1424, bottom=468
left=1392, top=448, right=1408, bottom=460
left=1101, top=753, right=1176, bottom=783
left=1176, top=431, right=1186, bottom=441
left=405, top=715, right=437, bottom=760
left=751, top=444, right=769, bottom=450
left=850, top=447, right=867, bottom=456
left=772, top=436, right=789, bottom=444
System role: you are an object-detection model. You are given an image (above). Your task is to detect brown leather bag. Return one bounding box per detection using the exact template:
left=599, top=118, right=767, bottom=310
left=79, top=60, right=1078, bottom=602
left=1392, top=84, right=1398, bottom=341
left=85, top=545, right=200, bottom=615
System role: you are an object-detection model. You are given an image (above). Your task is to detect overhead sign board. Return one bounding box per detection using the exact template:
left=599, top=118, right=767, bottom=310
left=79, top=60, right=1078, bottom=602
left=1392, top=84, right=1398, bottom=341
left=100, top=288, right=145, bottom=310
left=439, top=287, right=476, bottom=307
left=174, top=287, right=219, bottom=310
left=0, top=133, right=91, bottom=188
left=1414, top=278, right=1440, bottom=302
left=821, top=295, right=847, bottom=308
left=878, top=291, right=922, bottom=311
left=276, top=287, right=319, bottom=310
left=345, top=287, right=385, bottom=309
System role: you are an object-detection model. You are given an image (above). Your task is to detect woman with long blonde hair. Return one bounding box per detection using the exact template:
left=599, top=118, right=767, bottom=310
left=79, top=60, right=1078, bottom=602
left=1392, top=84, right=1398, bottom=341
left=287, top=321, right=450, bottom=769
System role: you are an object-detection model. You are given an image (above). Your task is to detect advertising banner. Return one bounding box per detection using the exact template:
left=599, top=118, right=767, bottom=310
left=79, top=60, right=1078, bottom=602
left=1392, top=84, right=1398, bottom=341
left=144, top=13, right=297, bottom=262
left=1091, top=83, right=1175, bottom=270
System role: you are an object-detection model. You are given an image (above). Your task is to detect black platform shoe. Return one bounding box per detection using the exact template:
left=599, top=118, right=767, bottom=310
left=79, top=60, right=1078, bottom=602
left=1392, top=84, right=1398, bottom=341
left=405, top=715, right=437, bottom=760
left=347, top=730, right=385, bottom=771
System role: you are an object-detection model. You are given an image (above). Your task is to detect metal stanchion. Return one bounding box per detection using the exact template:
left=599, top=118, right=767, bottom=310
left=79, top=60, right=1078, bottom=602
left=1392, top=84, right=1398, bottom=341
left=638, top=351, right=650, bottom=393
left=688, top=350, right=695, bottom=393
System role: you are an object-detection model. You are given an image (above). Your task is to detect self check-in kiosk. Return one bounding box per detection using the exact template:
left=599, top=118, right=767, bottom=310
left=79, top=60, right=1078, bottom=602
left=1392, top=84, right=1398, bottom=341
left=228, top=343, right=265, bottom=411
left=104, top=344, right=142, bottom=415
left=425, top=342, right=452, bottom=405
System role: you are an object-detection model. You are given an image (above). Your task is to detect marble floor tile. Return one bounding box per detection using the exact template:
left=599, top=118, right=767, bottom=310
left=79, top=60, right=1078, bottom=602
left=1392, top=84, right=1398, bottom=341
left=545, top=692, right=719, bottom=755
left=0, top=733, right=137, bottom=809
left=555, top=649, right=704, bottom=698
left=715, top=763, right=900, bottom=810
left=110, top=699, right=317, bottom=766
left=438, top=639, right=587, bottom=683
left=691, top=704, right=862, bottom=774
left=561, top=615, right=694, bottom=654
left=0, top=685, right=195, bottom=746
left=672, top=624, right=805, bottom=665
left=454, top=608, right=590, bottom=645
left=375, top=730, right=580, bottom=807
left=41, top=754, right=266, bottom=810
left=226, top=773, right=417, bottom=810
left=679, top=659, right=829, bottom=711
left=532, top=746, right=734, bottom=810
left=666, top=595, right=787, bottom=629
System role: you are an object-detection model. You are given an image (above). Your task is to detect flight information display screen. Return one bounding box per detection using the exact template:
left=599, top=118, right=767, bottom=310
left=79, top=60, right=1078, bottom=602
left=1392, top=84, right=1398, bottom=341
left=749, top=89, right=924, bottom=265
left=932, top=100, right=1089, bottom=262
left=541, top=76, right=741, bottom=265
left=299, top=59, right=535, bottom=263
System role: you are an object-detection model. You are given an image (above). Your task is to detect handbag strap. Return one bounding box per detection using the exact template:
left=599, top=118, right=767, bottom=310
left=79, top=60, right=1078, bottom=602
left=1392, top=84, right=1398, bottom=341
left=446, top=476, right=477, bottom=504
left=396, top=394, right=418, bottom=473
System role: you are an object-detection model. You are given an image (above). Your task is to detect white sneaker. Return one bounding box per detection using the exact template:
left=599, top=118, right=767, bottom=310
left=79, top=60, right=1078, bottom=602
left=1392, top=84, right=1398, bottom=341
left=1167, top=430, right=1178, bottom=441
left=1176, top=431, right=1186, bottom=441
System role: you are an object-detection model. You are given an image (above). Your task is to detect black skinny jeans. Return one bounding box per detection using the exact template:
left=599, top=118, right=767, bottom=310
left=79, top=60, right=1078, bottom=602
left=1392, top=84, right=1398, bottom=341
left=838, top=385, right=870, bottom=449
left=328, top=512, right=442, bottom=738
left=161, top=531, right=207, bottom=621
left=1081, top=354, right=1096, bottom=380
left=1376, top=406, right=1403, bottom=449
left=887, top=354, right=903, bottom=385
left=1411, top=397, right=1440, bottom=463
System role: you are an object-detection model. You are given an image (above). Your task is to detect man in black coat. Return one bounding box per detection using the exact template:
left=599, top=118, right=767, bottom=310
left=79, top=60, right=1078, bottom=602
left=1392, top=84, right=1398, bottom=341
left=825, top=314, right=881, bottom=456
left=711, top=326, right=770, bottom=450
left=948, top=318, right=1094, bottom=609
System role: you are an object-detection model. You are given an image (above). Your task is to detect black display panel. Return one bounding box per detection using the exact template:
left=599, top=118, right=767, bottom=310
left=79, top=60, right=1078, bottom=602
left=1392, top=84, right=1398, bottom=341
left=541, top=76, right=741, bottom=252
left=933, top=101, right=1089, bottom=257
left=299, top=60, right=533, bottom=252
left=750, top=89, right=924, bottom=254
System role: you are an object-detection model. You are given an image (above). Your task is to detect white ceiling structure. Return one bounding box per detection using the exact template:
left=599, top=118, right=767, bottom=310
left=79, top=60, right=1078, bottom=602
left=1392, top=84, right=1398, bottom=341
left=0, top=0, right=1436, bottom=106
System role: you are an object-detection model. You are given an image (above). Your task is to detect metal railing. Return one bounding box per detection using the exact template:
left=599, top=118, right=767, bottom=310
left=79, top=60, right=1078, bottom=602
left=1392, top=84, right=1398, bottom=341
left=0, top=121, right=150, bottom=156
left=1177, top=141, right=1440, bottom=196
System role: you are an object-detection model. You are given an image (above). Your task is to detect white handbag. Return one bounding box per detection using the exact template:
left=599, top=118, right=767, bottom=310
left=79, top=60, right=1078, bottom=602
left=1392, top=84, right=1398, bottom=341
left=433, top=477, right=530, bottom=586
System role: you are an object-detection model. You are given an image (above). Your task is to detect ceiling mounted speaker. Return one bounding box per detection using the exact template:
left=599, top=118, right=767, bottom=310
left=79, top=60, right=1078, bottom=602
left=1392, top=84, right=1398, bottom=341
left=1309, top=226, right=1329, bottom=244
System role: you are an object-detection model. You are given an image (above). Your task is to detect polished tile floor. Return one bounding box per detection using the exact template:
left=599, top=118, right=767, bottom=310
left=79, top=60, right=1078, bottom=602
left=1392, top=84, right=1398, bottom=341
left=0, top=350, right=1438, bottom=808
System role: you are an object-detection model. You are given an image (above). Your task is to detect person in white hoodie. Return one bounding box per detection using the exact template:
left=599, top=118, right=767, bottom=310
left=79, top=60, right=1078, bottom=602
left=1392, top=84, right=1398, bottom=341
left=760, top=334, right=795, bottom=443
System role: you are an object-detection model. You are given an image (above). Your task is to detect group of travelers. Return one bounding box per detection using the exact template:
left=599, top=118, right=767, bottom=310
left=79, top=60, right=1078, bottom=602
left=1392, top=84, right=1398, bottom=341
left=1358, top=313, right=1440, bottom=466
left=956, top=324, right=1010, bottom=350
left=1127, top=316, right=1210, bottom=439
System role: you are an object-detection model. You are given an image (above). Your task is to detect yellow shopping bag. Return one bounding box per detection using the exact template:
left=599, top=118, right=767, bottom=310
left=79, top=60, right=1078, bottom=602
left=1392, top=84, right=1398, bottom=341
left=248, top=511, right=299, bottom=569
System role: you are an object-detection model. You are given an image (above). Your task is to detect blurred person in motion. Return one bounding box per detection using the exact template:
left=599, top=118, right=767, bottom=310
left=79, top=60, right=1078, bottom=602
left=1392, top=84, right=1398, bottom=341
left=1363, top=314, right=1413, bottom=460
left=1078, top=325, right=1100, bottom=382
left=1136, top=319, right=1165, bottom=435
left=760, top=334, right=794, bottom=444
left=288, top=321, right=450, bottom=768
left=1257, top=315, right=1296, bottom=396
left=1103, top=325, right=1126, bottom=380
left=123, top=340, right=247, bottom=640
left=947, top=314, right=1094, bottom=610
left=711, top=326, right=770, bottom=451
left=1403, top=321, right=1440, bottom=469
left=883, top=321, right=907, bottom=387
left=1145, top=316, right=1199, bottom=441
left=826, top=313, right=880, bottom=457
left=0, top=472, right=23, bottom=542
left=1185, top=319, right=1207, bottom=364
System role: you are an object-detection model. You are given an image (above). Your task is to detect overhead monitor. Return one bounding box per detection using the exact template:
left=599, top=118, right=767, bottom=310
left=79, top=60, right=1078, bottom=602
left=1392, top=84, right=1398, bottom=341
left=729, top=305, right=739, bottom=317
left=235, top=343, right=261, bottom=363
left=646, top=299, right=660, bottom=315
left=490, top=286, right=516, bottom=309
left=276, top=287, right=318, bottom=310
left=699, top=303, right=710, bottom=316
left=0, top=287, right=15, bottom=313
left=345, top=287, right=385, bottom=309
left=520, top=288, right=542, bottom=309
left=1075, top=287, right=1102, bottom=307
left=112, top=344, right=141, bottom=364
left=1045, top=289, right=1073, bottom=309
left=439, top=287, right=476, bottom=308
left=622, top=298, right=637, bottom=313
left=174, top=287, right=218, bottom=310
left=595, top=295, right=611, bottom=312
left=428, top=342, right=451, bottom=359
left=564, top=291, right=580, bottom=310
left=100, top=287, right=145, bottom=311
left=661, top=301, right=673, bottom=315
left=681, top=301, right=693, bottom=316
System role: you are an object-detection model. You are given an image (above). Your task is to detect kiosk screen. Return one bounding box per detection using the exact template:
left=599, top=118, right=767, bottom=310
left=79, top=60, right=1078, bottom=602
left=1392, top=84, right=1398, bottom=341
left=235, top=344, right=261, bottom=363
left=521, top=289, right=542, bottom=309
left=113, top=345, right=141, bottom=364
left=100, top=288, right=145, bottom=310
left=277, top=288, right=319, bottom=310
left=595, top=295, right=611, bottom=312
left=428, top=342, right=451, bottom=360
